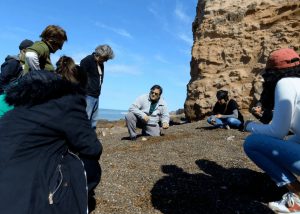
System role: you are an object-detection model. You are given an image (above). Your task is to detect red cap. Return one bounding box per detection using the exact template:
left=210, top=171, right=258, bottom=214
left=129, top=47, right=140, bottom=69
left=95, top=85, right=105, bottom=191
left=266, top=48, right=300, bottom=69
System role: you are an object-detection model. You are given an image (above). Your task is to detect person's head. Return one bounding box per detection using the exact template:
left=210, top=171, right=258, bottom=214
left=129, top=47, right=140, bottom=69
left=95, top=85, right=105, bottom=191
left=260, top=48, right=300, bottom=110
left=19, top=39, right=33, bottom=52
left=18, top=39, right=34, bottom=62
left=216, top=90, right=228, bottom=104
left=56, top=56, right=87, bottom=87
left=40, top=25, right=68, bottom=53
left=149, top=85, right=163, bottom=102
left=94, top=45, right=114, bottom=63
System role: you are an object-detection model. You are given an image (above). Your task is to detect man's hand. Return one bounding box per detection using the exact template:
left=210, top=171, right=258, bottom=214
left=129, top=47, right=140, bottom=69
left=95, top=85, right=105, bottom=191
left=143, top=115, right=149, bottom=122
left=251, top=106, right=263, bottom=117
left=216, top=114, right=222, bottom=118
left=162, top=122, right=169, bottom=129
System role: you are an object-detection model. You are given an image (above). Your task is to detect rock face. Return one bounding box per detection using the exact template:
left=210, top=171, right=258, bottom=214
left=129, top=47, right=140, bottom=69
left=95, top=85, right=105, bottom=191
left=184, top=0, right=300, bottom=121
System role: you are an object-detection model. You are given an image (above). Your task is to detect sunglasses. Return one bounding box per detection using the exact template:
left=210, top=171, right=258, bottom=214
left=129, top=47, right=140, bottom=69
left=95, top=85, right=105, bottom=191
left=150, top=91, right=160, bottom=96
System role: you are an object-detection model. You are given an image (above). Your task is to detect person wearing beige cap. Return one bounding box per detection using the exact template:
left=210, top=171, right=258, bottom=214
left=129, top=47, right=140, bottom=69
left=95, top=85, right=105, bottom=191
left=243, top=48, right=300, bottom=213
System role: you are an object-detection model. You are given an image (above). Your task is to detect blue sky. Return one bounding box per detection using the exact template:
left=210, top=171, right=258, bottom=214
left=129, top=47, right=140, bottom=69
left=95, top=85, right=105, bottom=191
left=0, top=0, right=197, bottom=111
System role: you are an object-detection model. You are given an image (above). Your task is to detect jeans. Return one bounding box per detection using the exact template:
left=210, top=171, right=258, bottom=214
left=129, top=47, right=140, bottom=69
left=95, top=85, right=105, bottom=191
left=244, top=134, right=300, bottom=187
left=85, top=96, right=99, bottom=129
left=207, top=116, right=242, bottom=128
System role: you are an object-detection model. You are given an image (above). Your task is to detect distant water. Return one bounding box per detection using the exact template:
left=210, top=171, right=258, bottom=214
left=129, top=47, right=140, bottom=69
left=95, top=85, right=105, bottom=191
left=95, top=108, right=128, bottom=121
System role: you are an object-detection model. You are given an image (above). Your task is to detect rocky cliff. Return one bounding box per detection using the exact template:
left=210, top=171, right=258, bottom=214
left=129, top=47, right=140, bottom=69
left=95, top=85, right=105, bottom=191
left=184, top=0, right=300, bottom=121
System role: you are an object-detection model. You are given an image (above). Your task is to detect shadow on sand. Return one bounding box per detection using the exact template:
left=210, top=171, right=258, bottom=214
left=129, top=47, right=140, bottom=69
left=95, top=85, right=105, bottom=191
left=151, top=159, right=286, bottom=214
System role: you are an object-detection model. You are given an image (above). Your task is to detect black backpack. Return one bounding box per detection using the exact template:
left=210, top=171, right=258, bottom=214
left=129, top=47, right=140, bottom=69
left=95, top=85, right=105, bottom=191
left=0, top=56, right=23, bottom=94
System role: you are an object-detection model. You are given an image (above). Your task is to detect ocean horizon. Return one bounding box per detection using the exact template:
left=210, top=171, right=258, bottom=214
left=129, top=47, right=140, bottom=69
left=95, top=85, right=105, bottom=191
left=95, top=108, right=128, bottom=121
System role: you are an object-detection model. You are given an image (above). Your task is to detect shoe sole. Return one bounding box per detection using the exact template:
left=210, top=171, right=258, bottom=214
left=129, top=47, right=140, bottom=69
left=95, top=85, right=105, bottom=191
left=276, top=212, right=300, bottom=214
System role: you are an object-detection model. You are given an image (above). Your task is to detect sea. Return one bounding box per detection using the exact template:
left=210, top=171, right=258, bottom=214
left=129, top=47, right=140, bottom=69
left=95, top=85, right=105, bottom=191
left=95, top=108, right=128, bottom=121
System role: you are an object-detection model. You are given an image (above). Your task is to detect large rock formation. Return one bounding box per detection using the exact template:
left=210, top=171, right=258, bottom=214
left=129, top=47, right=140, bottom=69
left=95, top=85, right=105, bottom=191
left=184, top=0, right=300, bottom=121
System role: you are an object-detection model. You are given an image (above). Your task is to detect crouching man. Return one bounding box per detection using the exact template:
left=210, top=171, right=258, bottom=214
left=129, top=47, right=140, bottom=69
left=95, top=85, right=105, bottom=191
left=125, top=85, right=170, bottom=140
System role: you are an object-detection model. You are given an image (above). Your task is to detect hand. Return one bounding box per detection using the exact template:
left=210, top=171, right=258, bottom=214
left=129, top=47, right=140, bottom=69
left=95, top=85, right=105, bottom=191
left=216, top=114, right=222, bottom=118
left=162, top=123, right=169, bottom=129
left=143, top=115, right=149, bottom=122
left=251, top=106, right=263, bottom=117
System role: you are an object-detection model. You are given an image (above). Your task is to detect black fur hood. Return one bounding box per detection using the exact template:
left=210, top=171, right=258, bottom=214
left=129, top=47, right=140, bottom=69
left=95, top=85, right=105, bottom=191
left=5, top=70, right=85, bottom=106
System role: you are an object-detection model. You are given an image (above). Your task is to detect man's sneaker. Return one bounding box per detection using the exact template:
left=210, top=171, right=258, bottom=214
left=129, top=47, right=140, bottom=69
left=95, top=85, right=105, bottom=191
left=268, top=192, right=300, bottom=213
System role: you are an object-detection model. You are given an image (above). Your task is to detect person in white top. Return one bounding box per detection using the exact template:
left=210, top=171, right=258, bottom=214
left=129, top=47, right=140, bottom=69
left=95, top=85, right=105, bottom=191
left=244, top=48, right=300, bottom=213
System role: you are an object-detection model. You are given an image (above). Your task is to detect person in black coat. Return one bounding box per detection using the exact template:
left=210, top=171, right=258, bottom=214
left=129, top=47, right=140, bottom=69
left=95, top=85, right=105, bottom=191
left=0, top=56, right=102, bottom=214
left=80, top=44, right=114, bottom=129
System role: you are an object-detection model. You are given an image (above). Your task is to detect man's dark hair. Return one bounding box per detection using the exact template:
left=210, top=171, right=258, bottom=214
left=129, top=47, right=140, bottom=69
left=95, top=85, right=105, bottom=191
left=150, top=85, right=163, bottom=95
left=216, top=90, right=228, bottom=101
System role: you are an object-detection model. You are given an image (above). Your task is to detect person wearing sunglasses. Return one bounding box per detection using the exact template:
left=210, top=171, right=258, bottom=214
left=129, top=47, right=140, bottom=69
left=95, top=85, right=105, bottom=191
left=125, top=84, right=170, bottom=141
left=23, top=25, right=68, bottom=74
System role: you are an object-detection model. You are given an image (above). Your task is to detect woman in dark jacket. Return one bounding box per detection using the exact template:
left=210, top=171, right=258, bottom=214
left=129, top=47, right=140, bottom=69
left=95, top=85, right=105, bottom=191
left=0, top=56, right=102, bottom=214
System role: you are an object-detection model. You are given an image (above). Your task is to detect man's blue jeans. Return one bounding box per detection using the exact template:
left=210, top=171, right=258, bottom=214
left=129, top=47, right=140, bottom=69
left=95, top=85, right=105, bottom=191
left=207, top=116, right=242, bottom=128
left=244, top=134, right=300, bottom=187
left=85, top=96, right=99, bottom=129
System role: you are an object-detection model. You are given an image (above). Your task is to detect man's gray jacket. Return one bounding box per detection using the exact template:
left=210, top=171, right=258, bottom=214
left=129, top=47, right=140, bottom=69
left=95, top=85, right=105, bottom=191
left=129, top=94, right=170, bottom=125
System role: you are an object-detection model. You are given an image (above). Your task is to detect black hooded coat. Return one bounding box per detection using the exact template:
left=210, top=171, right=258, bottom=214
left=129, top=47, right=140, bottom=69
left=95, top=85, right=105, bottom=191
left=0, top=70, right=102, bottom=214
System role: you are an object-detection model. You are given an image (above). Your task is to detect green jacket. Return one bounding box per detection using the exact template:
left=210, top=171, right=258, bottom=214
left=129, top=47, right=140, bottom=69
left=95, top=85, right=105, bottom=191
left=0, top=94, right=14, bottom=117
left=23, top=41, right=54, bottom=73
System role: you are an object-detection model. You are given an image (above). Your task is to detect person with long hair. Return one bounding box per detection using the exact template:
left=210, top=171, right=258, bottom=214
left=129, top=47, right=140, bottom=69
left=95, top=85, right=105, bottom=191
left=244, top=48, right=300, bottom=213
left=0, top=56, right=102, bottom=214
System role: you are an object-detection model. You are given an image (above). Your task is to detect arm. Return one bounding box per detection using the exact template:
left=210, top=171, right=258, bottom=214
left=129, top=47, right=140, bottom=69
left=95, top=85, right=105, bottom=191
left=160, top=102, right=170, bottom=128
left=0, top=58, right=21, bottom=91
left=25, top=51, right=40, bottom=71
left=245, top=79, right=294, bottom=139
left=128, top=95, right=148, bottom=120
left=218, top=109, right=239, bottom=119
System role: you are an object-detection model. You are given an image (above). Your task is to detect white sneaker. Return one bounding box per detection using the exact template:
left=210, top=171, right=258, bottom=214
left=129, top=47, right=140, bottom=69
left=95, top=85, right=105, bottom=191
left=268, top=192, right=300, bottom=213
left=225, top=125, right=230, bottom=130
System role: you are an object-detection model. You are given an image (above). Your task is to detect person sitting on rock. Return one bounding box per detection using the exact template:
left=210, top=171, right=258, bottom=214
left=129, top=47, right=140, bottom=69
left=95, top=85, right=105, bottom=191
left=125, top=84, right=170, bottom=141
left=207, top=90, right=244, bottom=129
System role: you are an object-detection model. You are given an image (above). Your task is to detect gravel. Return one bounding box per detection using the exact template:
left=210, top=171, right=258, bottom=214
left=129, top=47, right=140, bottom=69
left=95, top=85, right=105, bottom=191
left=91, top=120, right=285, bottom=214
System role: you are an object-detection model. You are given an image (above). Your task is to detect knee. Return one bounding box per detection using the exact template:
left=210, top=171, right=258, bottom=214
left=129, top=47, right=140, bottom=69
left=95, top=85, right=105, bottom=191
left=243, top=134, right=260, bottom=153
left=125, top=112, right=134, bottom=121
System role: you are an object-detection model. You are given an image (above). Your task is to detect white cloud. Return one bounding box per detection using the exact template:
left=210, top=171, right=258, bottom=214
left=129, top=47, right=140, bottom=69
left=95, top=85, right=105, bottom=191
left=95, top=22, right=133, bottom=39
left=72, top=52, right=90, bottom=64
left=107, top=64, right=142, bottom=75
left=174, top=3, right=191, bottom=23
left=148, top=5, right=169, bottom=32
left=154, top=54, right=169, bottom=64
left=178, top=33, right=193, bottom=46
